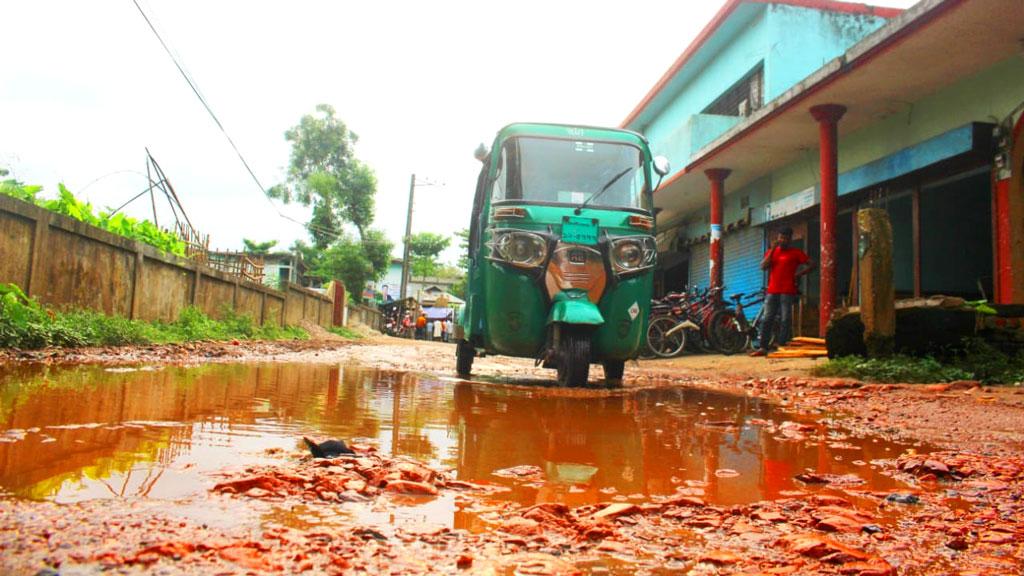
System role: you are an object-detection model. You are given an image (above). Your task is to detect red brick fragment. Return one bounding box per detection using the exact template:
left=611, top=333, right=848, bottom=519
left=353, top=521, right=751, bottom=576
left=219, top=544, right=277, bottom=571
left=779, top=533, right=869, bottom=561
left=384, top=480, right=438, bottom=496
left=592, top=503, right=639, bottom=521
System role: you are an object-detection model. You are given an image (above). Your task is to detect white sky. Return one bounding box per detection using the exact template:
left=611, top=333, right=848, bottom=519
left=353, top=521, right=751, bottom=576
left=1, top=0, right=916, bottom=265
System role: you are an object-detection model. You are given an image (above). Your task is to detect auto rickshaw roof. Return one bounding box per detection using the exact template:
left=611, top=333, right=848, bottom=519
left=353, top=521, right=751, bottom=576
left=493, top=123, right=650, bottom=150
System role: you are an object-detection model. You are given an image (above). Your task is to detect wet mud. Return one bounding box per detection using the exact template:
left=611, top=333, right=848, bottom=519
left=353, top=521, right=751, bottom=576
left=0, top=342, right=1021, bottom=574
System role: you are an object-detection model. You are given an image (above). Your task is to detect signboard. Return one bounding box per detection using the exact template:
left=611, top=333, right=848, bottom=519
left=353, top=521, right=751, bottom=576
left=561, top=216, right=599, bottom=245
left=765, top=187, right=815, bottom=221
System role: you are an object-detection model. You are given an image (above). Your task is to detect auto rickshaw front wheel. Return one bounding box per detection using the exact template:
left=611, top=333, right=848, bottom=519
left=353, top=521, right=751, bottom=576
left=456, top=339, right=474, bottom=376
left=556, top=328, right=590, bottom=387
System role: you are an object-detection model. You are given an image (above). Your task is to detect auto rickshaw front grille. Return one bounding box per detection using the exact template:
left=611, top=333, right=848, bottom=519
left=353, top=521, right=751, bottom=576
left=563, top=272, right=592, bottom=283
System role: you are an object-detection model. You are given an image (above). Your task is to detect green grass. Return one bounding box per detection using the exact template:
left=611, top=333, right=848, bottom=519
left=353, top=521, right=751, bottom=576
left=0, top=282, right=308, bottom=349
left=811, top=355, right=971, bottom=384
left=327, top=325, right=363, bottom=339
left=146, top=307, right=308, bottom=343
left=812, top=340, right=1024, bottom=385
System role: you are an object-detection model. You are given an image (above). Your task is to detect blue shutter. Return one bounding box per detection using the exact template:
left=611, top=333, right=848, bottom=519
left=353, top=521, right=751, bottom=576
left=723, top=226, right=765, bottom=320
left=688, top=242, right=710, bottom=290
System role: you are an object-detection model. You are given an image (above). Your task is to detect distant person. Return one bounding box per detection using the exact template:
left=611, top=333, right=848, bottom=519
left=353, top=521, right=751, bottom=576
left=750, top=227, right=815, bottom=357
left=433, top=318, right=442, bottom=341
left=440, top=319, right=448, bottom=343
left=416, top=313, right=427, bottom=340
left=401, top=313, right=412, bottom=338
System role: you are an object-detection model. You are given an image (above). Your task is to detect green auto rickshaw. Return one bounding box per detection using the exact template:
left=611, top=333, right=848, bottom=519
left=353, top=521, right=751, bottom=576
left=454, top=123, right=669, bottom=386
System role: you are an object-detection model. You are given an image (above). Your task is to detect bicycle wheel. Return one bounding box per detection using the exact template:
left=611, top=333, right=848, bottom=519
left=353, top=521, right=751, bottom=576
left=646, top=316, right=687, bottom=358
left=709, top=309, right=748, bottom=355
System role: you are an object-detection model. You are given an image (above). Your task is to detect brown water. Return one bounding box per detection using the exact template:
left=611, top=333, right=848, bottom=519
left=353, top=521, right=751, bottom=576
left=0, top=363, right=917, bottom=520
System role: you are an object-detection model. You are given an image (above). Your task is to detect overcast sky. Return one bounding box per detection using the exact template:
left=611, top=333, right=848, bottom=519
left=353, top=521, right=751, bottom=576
left=2, top=0, right=916, bottom=265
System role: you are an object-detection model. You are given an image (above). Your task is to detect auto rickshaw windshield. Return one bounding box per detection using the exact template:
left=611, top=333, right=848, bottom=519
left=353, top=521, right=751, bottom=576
left=491, top=137, right=650, bottom=211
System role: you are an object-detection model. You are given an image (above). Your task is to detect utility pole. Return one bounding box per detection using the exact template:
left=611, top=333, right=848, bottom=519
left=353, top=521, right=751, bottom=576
left=400, top=174, right=416, bottom=300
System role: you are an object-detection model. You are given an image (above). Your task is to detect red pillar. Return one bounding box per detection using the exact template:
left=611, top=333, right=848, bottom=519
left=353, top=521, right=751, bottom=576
left=996, top=113, right=1024, bottom=304
left=810, top=104, right=846, bottom=336
left=332, top=280, right=346, bottom=326
left=705, top=169, right=731, bottom=293
left=995, top=178, right=1012, bottom=303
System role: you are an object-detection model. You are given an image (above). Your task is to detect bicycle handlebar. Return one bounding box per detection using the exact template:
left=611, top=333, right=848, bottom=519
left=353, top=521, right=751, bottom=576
left=727, top=288, right=766, bottom=304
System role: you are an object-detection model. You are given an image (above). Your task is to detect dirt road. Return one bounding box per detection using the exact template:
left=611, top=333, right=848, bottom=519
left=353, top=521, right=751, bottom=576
left=0, top=335, right=1021, bottom=575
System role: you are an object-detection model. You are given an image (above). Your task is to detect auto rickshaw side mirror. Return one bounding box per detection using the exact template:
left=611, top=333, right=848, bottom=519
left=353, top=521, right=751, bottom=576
left=653, top=156, right=670, bottom=177
left=474, top=143, right=489, bottom=163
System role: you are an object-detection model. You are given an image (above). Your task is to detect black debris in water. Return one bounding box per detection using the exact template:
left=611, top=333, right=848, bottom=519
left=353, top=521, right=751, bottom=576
left=303, top=436, right=354, bottom=458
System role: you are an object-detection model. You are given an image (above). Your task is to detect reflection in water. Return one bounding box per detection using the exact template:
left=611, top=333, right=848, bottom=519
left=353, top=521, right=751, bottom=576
left=0, top=363, right=914, bottom=515
left=451, top=383, right=907, bottom=512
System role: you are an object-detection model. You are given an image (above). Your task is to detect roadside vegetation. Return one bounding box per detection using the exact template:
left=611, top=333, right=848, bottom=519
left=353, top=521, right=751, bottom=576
left=327, top=325, right=363, bottom=339
left=813, top=339, right=1024, bottom=384
left=263, top=105, right=466, bottom=303
left=0, top=283, right=309, bottom=349
left=266, top=104, right=393, bottom=303
left=0, top=179, right=187, bottom=256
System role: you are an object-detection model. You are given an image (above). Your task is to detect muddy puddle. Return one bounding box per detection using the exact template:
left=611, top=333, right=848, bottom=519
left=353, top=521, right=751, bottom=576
left=3, top=363, right=1022, bottom=575
left=1, top=364, right=916, bottom=513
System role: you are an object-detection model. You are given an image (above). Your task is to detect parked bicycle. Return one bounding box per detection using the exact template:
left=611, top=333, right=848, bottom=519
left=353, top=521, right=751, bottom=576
left=645, top=292, right=697, bottom=357
left=645, top=286, right=730, bottom=357
left=711, top=289, right=778, bottom=354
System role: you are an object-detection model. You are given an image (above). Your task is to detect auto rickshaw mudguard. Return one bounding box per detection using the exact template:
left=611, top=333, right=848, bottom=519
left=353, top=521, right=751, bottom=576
left=548, top=289, right=605, bottom=326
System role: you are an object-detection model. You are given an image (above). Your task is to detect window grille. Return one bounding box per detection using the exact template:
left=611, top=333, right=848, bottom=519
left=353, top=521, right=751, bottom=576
left=703, top=63, right=764, bottom=117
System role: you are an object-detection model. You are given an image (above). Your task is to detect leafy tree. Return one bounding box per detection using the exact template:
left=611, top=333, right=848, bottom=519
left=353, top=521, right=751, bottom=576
left=450, top=229, right=470, bottom=300
left=270, top=105, right=391, bottom=295
left=436, top=263, right=467, bottom=299
left=268, top=104, right=376, bottom=244
left=314, top=232, right=393, bottom=303
left=362, top=229, right=394, bottom=279
left=242, top=238, right=278, bottom=255
left=290, top=240, right=321, bottom=284
left=342, top=162, right=377, bottom=239
left=450, top=276, right=467, bottom=300
left=434, top=264, right=464, bottom=279
left=454, top=228, right=470, bottom=270
left=408, top=232, right=451, bottom=278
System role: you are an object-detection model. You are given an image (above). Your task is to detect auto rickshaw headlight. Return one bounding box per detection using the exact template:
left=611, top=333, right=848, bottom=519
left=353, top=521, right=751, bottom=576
left=490, top=230, right=548, bottom=268
left=610, top=236, right=656, bottom=275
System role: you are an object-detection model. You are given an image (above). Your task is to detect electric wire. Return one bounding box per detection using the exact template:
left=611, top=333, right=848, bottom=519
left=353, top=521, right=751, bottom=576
left=78, top=170, right=149, bottom=194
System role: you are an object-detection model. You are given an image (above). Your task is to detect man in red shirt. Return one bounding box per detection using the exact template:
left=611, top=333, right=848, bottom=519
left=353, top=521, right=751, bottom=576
left=750, top=227, right=815, bottom=356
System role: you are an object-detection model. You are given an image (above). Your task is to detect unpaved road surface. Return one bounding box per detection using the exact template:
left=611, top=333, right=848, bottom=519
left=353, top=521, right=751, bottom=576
left=1, top=335, right=1022, bottom=575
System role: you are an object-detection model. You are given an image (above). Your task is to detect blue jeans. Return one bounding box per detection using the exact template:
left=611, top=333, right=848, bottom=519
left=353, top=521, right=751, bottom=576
left=760, top=293, right=797, bottom=351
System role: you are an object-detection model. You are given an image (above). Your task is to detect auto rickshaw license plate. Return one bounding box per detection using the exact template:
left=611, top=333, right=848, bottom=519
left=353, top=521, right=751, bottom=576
left=561, top=217, right=598, bottom=245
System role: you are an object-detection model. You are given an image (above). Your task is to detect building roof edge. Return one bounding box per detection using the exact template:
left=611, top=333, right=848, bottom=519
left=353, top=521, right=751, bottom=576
left=620, top=0, right=904, bottom=129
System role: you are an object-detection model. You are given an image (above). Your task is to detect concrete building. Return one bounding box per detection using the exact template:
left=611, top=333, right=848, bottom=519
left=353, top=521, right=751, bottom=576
left=374, top=259, right=405, bottom=302
left=262, top=252, right=305, bottom=288
left=625, top=0, right=1024, bottom=336
left=366, top=259, right=462, bottom=305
